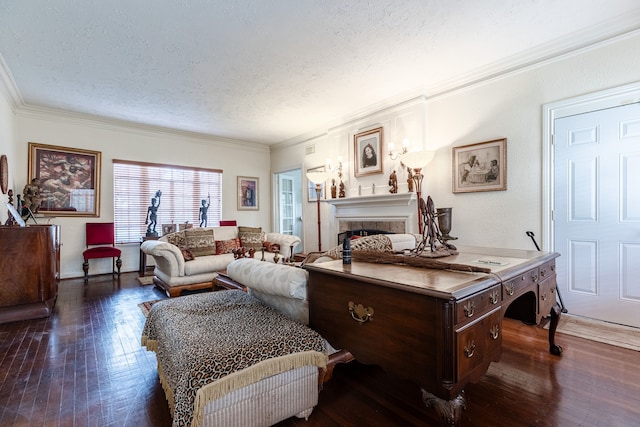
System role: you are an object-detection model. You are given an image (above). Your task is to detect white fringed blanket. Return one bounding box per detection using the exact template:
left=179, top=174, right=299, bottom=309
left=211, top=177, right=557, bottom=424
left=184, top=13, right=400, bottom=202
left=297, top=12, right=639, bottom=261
left=141, top=291, right=327, bottom=427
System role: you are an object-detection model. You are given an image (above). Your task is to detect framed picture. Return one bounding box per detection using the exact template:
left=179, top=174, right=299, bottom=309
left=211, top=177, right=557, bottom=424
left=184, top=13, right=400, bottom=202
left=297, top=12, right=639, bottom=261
left=27, top=142, right=101, bottom=216
left=237, top=176, right=259, bottom=210
left=162, top=224, right=177, bottom=235
left=354, top=126, right=383, bottom=177
left=452, top=138, right=507, bottom=193
left=307, top=166, right=326, bottom=202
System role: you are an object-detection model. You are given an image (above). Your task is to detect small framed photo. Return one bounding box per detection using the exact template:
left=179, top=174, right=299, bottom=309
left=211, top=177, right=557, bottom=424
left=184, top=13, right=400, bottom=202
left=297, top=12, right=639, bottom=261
left=452, top=138, right=507, bottom=193
left=237, top=176, right=259, bottom=210
left=162, top=224, right=177, bottom=235
left=354, top=126, right=383, bottom=177
left=27, top=142, right=101, bottom=216
left=307, top=166, right=326, bottom=202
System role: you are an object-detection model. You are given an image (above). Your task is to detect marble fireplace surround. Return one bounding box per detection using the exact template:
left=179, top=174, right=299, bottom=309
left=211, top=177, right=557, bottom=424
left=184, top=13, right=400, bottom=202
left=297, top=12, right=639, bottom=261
left=325, top=193, right=418, bottom=245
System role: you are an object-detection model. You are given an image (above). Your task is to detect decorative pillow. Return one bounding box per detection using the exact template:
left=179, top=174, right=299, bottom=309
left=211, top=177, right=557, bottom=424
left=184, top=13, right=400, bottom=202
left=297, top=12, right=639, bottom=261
left=325, top=234, right=393, bottom=259
left=165, top=230, right=186, bottom=247
left=185, top=228, right=216, bottom=256
left=178, top=246, right=195, bottom=261
left=262, top=241, right=281, bottom=253
left=215, top=238, right=241, bottom=255
left=238, top=226, right=265, bottom=249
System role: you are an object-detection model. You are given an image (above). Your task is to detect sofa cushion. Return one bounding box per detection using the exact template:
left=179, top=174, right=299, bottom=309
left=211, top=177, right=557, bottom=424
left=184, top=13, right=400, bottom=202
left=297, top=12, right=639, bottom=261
left=165, top=230, right=186, bottom=247
left=215, top=238, right=241, bottom=255
left=238, top=226, right=265, bottom=249
left=185, top=228, right=216, bottom=256
left=178, top=246, right=195, bottom=261
left=183, top=253, right=235, bottom=276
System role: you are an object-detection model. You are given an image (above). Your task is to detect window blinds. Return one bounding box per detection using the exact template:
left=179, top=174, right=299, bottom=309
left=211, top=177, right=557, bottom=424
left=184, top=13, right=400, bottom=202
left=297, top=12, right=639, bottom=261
left=113, top=160, right=222, bottom=244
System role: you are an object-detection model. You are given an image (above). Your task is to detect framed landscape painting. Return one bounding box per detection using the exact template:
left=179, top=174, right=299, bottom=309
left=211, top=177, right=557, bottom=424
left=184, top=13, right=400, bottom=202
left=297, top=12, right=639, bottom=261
left=452, top=138, right=507, bottom=193
left=27, top=142, right=101, bottom=216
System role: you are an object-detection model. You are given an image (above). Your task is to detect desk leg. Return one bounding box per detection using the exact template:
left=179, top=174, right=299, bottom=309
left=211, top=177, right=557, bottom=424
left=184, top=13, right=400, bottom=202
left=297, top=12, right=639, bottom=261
left=548, top=304, right=563, bottom=356
left=422, top=390, right=466, bottom=426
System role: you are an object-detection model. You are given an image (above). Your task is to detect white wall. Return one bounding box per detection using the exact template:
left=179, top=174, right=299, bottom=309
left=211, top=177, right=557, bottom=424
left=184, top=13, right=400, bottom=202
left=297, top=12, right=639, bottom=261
left=0, top=91, right=16, bottom=211
left=272, top=33, right=640, bottom=253
left=9, top=110, right=272, bottom=279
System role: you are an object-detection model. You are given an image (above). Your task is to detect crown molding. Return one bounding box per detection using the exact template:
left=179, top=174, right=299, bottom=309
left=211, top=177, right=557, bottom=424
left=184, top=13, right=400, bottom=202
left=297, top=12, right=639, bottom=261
left=14, top=104, right=270, bottom=153
left=0, top=52, right=23, bottom=111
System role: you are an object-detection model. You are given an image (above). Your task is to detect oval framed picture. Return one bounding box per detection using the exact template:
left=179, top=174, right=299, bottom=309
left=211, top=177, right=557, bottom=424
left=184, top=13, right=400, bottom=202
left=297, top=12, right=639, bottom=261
left=0, top=154, right=7, bottom=194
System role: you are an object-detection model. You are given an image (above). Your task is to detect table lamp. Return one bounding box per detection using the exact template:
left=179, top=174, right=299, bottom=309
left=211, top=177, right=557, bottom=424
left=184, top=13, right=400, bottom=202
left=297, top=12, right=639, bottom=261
left=400, top=150, right=435, bottom=234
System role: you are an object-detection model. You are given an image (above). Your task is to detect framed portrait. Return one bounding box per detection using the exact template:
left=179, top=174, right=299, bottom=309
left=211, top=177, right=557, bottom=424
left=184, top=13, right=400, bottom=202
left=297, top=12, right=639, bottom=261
left=307, top=166, right=326, bottom=202
left=27, top=142, right=101, bottom=216
left=452, top=138, right=507, bottom=193
left=237, top=176, right=259, bottom=210
left=354, top=126, right=383, bottom=177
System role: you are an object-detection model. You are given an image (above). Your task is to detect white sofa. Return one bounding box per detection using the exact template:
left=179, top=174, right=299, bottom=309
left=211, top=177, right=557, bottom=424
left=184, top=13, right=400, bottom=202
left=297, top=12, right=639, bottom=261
left=140, top=225, right=301, bottom=297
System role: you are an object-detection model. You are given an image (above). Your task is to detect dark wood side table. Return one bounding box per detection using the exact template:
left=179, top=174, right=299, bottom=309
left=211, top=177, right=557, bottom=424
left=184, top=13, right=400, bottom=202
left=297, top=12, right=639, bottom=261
left=139, top=235, right=159, bottom=276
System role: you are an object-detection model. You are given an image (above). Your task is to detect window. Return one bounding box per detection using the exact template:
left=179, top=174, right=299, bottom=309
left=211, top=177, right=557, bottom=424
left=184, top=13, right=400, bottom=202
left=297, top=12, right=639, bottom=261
left=113, top=160, right=222, bottom=244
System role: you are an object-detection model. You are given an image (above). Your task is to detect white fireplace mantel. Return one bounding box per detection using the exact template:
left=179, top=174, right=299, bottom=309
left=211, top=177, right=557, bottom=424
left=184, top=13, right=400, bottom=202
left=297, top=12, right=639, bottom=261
left=325, top=192, right=416, bottom=208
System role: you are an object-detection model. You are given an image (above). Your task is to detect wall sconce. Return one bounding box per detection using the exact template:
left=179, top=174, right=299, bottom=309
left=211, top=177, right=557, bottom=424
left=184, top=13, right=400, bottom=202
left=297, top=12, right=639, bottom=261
left=306, top=170, right=330, bottom=251
left=400, top=150, right=435, bottom=235
left=388, top=138, right=410, bottom=160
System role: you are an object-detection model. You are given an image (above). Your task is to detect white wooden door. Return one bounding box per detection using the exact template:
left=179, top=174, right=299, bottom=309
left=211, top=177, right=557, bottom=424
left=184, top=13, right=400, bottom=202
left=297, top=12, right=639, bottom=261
left=554, top=102, right=640, bottom=327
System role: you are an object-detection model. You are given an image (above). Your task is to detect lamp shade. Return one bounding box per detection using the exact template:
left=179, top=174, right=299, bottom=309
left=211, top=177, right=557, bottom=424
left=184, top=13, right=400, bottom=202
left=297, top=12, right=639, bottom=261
left=400, top=150, right=435, bottom=170
left=306, top=171, right=330, bottom=185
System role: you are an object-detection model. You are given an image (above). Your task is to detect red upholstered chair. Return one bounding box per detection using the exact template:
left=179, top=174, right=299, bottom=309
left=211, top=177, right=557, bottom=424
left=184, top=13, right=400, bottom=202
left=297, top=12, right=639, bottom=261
left=82, top=222, right=122, bottom=283
left=219, top=220, right=237, bottom=226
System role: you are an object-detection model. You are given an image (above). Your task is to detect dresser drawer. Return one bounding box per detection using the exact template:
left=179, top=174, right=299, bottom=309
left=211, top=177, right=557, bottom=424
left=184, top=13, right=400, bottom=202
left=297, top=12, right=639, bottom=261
left=538, top=274, right=558, bottom=317
left=455, top=285, right=501, bottom=326
left=456, top=307, right=502, bottom=382
left=538, top=260, right=556, bottom=282
left=502, top=267, right=538, bottom=303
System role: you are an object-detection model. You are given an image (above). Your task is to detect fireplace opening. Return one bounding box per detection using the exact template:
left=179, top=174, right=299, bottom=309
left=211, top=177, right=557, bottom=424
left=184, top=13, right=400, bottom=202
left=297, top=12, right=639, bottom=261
left=337, top=220, right=406, bottom=245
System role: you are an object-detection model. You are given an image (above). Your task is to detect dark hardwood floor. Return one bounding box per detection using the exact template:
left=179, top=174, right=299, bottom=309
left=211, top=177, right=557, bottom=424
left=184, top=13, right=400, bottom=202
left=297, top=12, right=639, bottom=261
left=1, top=272, right=638, bottom=426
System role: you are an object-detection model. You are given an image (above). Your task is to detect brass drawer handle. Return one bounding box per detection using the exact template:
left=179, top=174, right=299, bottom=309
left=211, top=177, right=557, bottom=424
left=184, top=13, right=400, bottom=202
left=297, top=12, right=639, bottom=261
left=505, top=283, right=515, bottom=296
left=490, top=290, right=499, bottom=304
left=541, top=292, right=548, bottom=301
left=464, top=341, right=476, bottom=358
left=532, top=274, right=539, bottom=282
left=464, top=301, right=475, bottom=318
left=348, top=301, right=374, bottom=325
left=490, top=324, right=500, bottom=340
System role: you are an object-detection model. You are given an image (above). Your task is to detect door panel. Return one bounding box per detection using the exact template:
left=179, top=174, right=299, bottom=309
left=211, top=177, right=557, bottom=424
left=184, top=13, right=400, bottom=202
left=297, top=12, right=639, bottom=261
left=554, top=102, right=640, bottom=327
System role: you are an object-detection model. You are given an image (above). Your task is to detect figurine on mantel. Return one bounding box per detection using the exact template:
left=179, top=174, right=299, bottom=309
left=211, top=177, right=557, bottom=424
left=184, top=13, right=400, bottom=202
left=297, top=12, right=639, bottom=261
left=330, top=179, right=337, bottom=199
left=338, top=180, right=345, bottom=198
left=388, top=170, right=398, bottom=194
left=407, top=167, right=414, bottom=192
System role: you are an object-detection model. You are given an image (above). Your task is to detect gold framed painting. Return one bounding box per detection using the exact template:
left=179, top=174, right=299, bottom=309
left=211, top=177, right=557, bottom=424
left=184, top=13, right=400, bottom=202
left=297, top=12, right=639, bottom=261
left=452, top=138, right=507, bottom=193
left=353, top=127, right=383, bottom=177
left=27, top=142, right=102, bottom=216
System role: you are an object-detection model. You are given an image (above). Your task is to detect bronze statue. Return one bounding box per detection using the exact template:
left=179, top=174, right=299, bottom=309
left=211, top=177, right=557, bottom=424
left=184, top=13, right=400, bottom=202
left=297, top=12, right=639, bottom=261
left=145, top=190, right=162, bottom=236
left=407, top=167, right=414, bottom=192
left=331, top=179, right=337, bottom=199
left=23, top=178, right=44, bottom=213
left=338, top=180, right=345, bottom=198
left=199, top=194, right=210, bottom=227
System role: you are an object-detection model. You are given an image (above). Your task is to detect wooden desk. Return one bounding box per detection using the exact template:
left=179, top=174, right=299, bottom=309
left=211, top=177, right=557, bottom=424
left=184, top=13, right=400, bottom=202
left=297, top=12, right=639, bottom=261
left=304, top=246, right=561, bottom=426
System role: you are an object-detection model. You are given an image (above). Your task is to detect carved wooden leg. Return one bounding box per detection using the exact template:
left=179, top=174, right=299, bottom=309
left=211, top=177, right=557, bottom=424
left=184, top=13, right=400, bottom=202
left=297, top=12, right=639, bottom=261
left=115, top=257, right=122, bottom=278
left=548, top=304, right=563, bottom=356
left=82, top=259, right=89, bottom=283
left=421, top=389, right=466, bottom=426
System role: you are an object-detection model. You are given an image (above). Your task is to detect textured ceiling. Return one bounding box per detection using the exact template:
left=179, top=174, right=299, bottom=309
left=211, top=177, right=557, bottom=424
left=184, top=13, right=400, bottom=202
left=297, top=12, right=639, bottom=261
left=1, top=0, right=639, bottom=144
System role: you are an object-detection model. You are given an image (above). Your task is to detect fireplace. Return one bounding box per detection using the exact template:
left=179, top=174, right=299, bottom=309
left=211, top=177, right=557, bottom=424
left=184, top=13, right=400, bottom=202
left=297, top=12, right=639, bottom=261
left=325, top=193, right=418, bottom=245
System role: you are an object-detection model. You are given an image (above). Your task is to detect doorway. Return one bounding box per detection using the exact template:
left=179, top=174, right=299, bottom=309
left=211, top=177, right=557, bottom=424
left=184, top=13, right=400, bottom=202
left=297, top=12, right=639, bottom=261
left=545, top=84, right=640, bottom=327
left=273, top=168, right=303, bottom=252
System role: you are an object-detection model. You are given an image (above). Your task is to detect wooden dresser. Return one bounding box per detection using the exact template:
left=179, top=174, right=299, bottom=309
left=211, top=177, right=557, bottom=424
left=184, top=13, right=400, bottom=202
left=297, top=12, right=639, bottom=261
left=0, top=225, right=60, bottom=324
left=304, top=245, right=561, bottom=426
